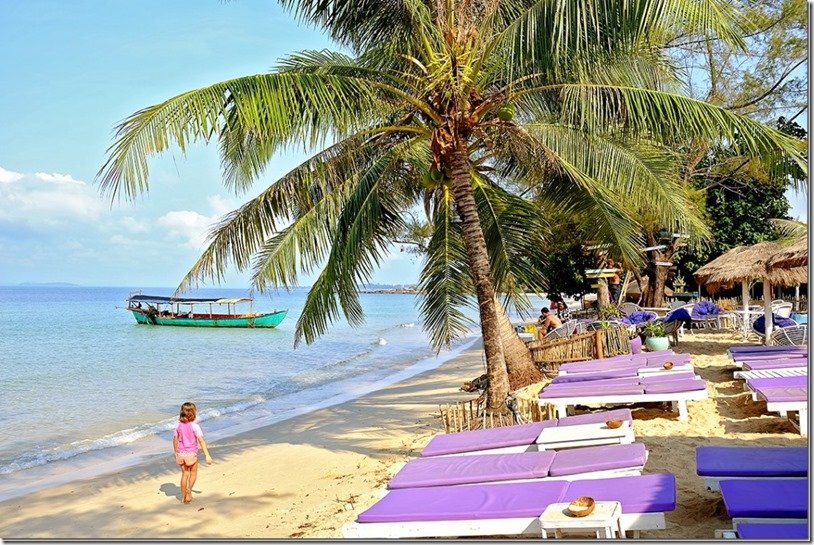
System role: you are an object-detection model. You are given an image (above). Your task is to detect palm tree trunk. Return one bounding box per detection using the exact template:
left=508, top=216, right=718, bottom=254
left=597, top=278, right=610, bottom=308
left=495, top=299, right=544, bottom=389
left=448, top=145, right=510, bottom=411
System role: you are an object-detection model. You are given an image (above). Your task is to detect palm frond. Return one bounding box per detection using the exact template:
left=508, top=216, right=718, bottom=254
left=417, top=186, right=478, bottom=350
left=98, top=70, right=391, bottom=201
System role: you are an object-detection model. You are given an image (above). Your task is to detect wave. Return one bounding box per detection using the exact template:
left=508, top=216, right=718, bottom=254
left=376, top=337, right=387, bottom=345
left=399, top=322, right=415, bottom=328
left=0, top=396, right=266, bottom=475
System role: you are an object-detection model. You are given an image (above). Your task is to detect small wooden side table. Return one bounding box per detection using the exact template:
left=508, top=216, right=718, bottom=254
left=539, top=501, right=624, bottom=539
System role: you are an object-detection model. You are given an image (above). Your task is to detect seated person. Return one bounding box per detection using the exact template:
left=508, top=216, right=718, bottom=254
left=537, top=308, right=563, bottom=338
left=556, top=301, right=572, bottom=322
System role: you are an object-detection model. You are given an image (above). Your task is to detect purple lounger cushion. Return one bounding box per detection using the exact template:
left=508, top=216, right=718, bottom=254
left=755, top=386, right=807, bottom=402
left=729, top=345, right=806, bottom=353
left=544, top=377, right=640, bottom=390
left=696, top=447, right=808, bottom=477
left=357, top=480, right=569, bottom=522
left=548, top=443, right=646, bottom=477
left=553, top=368, right=639, bottom=383
left=743, top=359, right=807, bottom=371
left=540, top=384, right=645, bottom=399
left=638, top=372, right=696, bottom=384
left=562, top=473, right=676, bottom=513
left=736, top=523, right=809, bottom=539
left=421, top=421, right=555, bottom=457
left=747, top=376, right=809, bottom=390
left=720, top=479, right=808, bottom=518
left=388, top=451, right=556, bottom=489
left=644, top=379, right=706, bottom=394
left=735, top=352, right=808, bottom=363
left=645, top=354, right=691, bottom=366
left=557, top=408, right=632, bottom=426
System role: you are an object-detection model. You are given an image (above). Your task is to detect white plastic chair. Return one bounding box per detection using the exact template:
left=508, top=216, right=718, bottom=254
left=770, top=325, right=808, bottom=346
left=620, top=303, right=643, bottom=317
left=774, top=303, right=793, bottom=319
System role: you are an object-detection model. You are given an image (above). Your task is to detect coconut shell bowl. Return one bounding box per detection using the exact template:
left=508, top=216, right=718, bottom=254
left=567, top=496, right=596, bottom=517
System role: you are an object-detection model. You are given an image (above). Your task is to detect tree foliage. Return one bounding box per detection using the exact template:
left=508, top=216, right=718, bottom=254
left=675, top=117, right=805, bottom=288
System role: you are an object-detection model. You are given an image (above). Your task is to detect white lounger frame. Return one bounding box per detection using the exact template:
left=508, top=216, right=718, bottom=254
left=540, top=388, right=708, bottom=422
left=432, top=422, right=635, bottom=457
left=733, top=367, right=807, bottom=380
left=343, top=511, right=666, bottom=539
left=762, top=398, right=808, bottom=437
left=714, top=518, right=809, bottom=540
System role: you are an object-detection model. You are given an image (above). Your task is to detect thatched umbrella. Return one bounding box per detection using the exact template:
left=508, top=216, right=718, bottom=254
left=768, top=235, right=808, bottom=269
left=694, top=241, right=808, bottom=341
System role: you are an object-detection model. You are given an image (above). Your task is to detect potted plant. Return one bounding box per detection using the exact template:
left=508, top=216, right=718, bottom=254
left=642, top=320, right=670, bottom=351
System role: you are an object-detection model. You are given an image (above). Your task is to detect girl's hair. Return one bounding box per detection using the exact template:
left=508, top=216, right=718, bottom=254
left=179, top=402, right=197, bottom=423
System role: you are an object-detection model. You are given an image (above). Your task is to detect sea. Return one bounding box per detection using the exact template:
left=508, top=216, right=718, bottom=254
left=0, top=285, right=547, bottom=502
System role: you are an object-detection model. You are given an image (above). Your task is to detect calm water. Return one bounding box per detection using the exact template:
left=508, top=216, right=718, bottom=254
left=0, top=285, right=525, bottom=500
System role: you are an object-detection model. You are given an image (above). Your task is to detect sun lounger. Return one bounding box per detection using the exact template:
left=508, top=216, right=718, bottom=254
left=739, top=358, right=808, bottom=372
left=733, top=367, right=807, bottom=380
left=752, top=385, right=808, bottom=436
left=735, top=354, right=808, bottom=367
left=696, top=447, right=808, bottom=491
left=343, top=473, right=676, bottom=538
left=719, top=479, right=807, bottom=526
left=734, top=522, right=809, bottom=539
left=744, top=375, right=808, bottom=400
left=539, top=376, right=707, bottom=421
left=388, top=443, right=648, bottom=489
left=753, top=384, right=808, bottom=435
left=559, top=353, right=691, bottom=375
left=553, top=368, right=694, bottom=383
left=420, top=409, right=634, bottom=457
left=727, top=345, right=807, bottom=359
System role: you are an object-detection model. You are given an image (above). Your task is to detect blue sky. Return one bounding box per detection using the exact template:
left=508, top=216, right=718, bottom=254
left=0, top=1, right=808, bottom=288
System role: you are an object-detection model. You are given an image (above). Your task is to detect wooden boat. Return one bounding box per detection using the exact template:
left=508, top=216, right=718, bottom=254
left=126, top=292, right=287, bottom=328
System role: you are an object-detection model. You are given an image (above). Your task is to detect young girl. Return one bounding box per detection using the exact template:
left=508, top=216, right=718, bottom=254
left=173, top=402, right=213, bottom=504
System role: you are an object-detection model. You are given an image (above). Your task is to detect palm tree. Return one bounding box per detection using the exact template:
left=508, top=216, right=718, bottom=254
left=98, top=0, right=806, bottom=410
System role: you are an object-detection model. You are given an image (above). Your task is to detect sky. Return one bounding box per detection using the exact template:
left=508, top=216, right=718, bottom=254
left=0, top=1, right=808, bottom=289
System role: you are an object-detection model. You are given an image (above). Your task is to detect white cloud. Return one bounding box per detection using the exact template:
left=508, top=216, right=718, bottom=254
left=34, top=172, right=85, bottom=186
left=0, top=166, right=103, bottom=225
left=157, top=210, right=214, bottom=249
left=0, top=167, right=24, bottom=184
left=207, top=194, right=239, bottom=217
left=119, top=216, right=149, bottom=234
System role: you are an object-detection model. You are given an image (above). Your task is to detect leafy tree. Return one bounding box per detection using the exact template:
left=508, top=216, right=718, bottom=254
left=98, top=0, right=805, bottom=410
left=675, top=117, right=805, bottom=288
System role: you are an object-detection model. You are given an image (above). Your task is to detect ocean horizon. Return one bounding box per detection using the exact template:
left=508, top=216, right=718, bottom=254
left=0, top=285, right=547, bottom=501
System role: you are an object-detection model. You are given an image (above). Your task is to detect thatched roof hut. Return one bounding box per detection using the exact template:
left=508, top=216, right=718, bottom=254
left=694, top=241, right=807, bottom=292
left=767, top=235, right=808, bottom=270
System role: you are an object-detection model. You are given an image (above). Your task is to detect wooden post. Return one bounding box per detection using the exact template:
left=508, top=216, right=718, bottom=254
left=594, top=329, right=604, bottom=359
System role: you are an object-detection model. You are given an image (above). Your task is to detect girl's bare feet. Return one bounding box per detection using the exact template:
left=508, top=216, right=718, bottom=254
left=183, top=489, right=192, bottom=503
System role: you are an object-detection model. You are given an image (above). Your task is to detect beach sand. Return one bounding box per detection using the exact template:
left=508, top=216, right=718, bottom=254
left=0, top=332, right=806, bottom=539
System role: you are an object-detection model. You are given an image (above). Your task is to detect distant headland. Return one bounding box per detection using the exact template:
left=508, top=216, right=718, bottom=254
left=18, top=282, right=81, bottom=287
left=360, top=285, right=418, bottom=294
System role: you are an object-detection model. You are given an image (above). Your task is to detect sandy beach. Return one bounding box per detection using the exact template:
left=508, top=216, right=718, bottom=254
left=0, top=331, right=806, bottom=539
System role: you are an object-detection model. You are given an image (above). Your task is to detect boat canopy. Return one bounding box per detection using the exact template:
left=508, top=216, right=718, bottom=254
left=128, top=294, right=253, bottom=305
